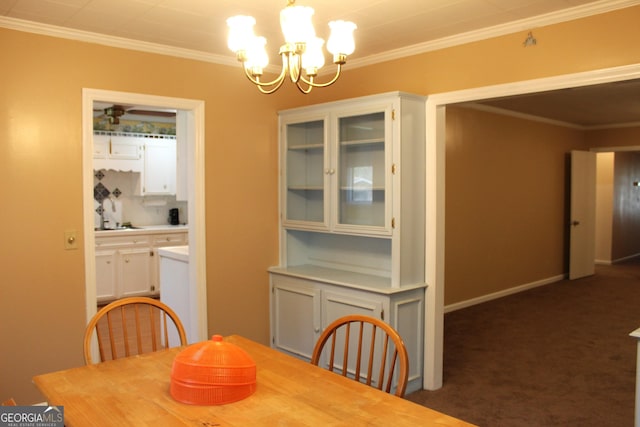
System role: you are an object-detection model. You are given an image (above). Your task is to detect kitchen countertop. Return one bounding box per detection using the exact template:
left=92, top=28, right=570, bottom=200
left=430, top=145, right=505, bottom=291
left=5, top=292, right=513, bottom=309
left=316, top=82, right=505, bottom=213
left=158, top=245, right=189, bottom=262
left=94, top=224, right=188, bottom=236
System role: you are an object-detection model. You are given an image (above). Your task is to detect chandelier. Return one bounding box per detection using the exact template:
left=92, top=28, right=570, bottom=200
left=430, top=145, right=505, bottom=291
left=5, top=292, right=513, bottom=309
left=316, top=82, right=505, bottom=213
left=226, top=0, right=357, bottom=94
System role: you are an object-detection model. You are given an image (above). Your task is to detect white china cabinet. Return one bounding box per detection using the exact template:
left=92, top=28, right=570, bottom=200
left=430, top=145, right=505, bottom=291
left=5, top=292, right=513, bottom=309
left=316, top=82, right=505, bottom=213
left=269, top=92, right=426, bottom=393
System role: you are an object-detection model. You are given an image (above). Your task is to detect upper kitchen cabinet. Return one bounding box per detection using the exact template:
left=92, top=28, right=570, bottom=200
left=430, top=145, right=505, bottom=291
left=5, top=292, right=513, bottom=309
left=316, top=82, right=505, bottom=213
left=143, top=138, right=177, bottom=196
left=275, top=92, right=426, bottom=288
left=93, top=132, right=143, bottom=172
left=93, top=132, right=178, bottom=196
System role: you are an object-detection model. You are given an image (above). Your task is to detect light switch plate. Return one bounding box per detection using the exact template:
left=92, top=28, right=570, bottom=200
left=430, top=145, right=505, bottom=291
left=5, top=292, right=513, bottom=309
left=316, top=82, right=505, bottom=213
left=64, top=230, right=78, bottom=250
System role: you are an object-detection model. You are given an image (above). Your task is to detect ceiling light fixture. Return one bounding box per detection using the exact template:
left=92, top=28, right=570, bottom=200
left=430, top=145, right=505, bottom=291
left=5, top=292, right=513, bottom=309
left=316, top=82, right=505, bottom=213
left=226, top=0, right=357, bottom=94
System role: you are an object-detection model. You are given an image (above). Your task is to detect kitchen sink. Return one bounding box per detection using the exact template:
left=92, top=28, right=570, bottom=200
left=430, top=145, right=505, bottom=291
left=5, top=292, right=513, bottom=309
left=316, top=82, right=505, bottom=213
left=95, top=226, right=143, bottom=231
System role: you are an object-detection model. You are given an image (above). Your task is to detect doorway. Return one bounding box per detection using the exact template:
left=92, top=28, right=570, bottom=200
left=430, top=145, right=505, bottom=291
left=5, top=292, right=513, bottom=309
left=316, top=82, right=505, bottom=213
left=423, top=63, right=640, bottom=390
left=82, top=89, right=207, bottom=342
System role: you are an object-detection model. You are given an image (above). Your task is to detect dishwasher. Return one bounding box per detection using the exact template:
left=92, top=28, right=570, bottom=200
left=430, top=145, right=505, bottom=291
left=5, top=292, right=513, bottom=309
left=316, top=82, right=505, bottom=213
left=158, top=246, right=194, bottom=343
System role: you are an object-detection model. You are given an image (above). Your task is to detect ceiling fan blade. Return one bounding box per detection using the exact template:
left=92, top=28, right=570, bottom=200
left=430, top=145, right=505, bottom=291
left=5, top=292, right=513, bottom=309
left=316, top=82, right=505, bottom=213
left=126, top=109, right=176, bottom=117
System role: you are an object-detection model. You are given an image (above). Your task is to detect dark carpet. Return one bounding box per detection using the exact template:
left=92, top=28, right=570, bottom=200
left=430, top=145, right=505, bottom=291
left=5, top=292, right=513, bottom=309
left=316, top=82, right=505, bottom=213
left=406, top=260, right=640, bottom=426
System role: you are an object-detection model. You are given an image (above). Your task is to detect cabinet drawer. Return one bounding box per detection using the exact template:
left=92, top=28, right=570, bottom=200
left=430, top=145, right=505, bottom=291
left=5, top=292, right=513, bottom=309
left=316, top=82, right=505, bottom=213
left=95, top=235, right=150, bottom=249
left=151, top=233, right=187, bottom=246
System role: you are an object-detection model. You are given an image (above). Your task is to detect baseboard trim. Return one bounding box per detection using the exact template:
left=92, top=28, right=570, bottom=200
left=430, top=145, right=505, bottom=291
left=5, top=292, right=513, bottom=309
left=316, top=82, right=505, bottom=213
left=444, top=274, right=566, bottom=313
left=612, top=253, right=640, bottom=264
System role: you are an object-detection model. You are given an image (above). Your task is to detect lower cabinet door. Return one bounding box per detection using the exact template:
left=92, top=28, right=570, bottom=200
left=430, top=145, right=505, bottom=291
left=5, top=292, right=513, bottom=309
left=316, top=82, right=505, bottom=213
left=319, top=290, right=387, bottom=388
left=119, top=248, right=152, bottom=297
left=96, top=250, right=117, bottom=302
left=321, top=290, right=384, bottom=325
left=271, top=278, right=321, bottom=360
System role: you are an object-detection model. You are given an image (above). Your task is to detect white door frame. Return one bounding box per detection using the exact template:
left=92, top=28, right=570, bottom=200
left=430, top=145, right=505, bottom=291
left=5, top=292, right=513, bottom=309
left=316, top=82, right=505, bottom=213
left=423, top=63, right=640, bottom=390
left=82, top=89, right=207, bottom=342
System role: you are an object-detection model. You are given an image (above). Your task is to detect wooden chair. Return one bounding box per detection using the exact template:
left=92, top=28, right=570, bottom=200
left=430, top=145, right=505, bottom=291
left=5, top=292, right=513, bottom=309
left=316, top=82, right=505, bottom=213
left=310, top=314, right=409, bottom=397
left=83, top=297, right=187, bottom=364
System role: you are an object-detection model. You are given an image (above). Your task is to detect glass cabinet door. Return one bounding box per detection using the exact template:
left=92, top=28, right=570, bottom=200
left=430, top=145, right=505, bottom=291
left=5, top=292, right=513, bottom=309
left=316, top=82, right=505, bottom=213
left=284, top=119, right=327, bottom=225
left=336, top=111, right=387, bottom=229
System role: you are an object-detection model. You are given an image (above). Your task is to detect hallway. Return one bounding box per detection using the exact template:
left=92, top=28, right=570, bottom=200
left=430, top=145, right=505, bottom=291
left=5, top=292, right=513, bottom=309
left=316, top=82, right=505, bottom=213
left=407, top=260, right=640, bottom=426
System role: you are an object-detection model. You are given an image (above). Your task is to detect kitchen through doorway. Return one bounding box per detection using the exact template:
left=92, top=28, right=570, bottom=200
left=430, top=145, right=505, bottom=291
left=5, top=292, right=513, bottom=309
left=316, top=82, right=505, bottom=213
left=82, top=89, right=207, bottom=346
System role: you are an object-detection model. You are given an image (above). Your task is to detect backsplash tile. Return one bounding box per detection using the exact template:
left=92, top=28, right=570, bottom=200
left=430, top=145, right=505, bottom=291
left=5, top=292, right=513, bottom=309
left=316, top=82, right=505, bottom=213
left=93, top=170, right=187, bottom=229
left=93, top=182, right=110, bottom=202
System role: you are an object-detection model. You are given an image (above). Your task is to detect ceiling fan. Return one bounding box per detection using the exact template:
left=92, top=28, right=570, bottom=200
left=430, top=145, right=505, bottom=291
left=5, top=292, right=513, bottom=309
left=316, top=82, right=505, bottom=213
left=94, top=104, right=176, bottom=124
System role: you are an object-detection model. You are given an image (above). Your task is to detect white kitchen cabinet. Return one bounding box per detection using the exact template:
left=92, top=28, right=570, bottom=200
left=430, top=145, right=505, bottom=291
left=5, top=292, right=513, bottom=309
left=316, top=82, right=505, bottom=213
left=93, top=132, right=143, bottom=172
left=95, top=228, right=187, bottom=303
left=95, top=234, right=150, bottom=303
left=95, top=250, right=117, bottom=301
left=143, top=139, right=177, bottom=195
left=93, top=133, right=110, bottom=159
left=110, top=135, right=144, bottom=159
left=119, top=247, right=152, bottom=298
left=270, top=271, right=425, bottom=393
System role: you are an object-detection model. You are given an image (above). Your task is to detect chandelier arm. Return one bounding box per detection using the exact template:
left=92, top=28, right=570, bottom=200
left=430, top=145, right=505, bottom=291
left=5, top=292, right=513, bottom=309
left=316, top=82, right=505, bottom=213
left=298, top=64, right=343, bottom=89
left=256, top=77, right=287, bottom=94
left=241, top=59, right=287, bottom=88
left=295, top=80, right=314, bottom=94
left=288, top=51, right=303, bottom=84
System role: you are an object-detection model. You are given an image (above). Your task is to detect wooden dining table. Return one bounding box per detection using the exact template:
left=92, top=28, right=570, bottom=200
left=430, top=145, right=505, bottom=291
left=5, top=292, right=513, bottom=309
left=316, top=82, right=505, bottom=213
left=34, top=335, right=476, bottom=426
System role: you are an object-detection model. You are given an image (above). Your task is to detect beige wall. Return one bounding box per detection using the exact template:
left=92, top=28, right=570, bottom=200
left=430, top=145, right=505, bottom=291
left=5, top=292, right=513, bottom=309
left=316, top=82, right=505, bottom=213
left=0, top=28, right=294, bottom=404
left=444, top=106, right=587, bottom=304
left=2, top=5, right=640, bottom=404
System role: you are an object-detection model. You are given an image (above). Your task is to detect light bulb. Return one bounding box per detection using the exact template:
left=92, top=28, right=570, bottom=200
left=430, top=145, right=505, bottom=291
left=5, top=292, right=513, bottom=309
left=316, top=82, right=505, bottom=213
left=245, top=36, right=269, bottom=71
left=227, top=15, right=256, bottom=53
left=327, top=20, right=357, bottom=56
left=280, top=5, right=315, bottom=44
left=302, top=37, right=325, bottom=74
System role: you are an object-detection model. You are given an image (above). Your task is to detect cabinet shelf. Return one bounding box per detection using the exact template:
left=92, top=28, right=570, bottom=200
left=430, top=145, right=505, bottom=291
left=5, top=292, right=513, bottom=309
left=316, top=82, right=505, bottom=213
left=288, top=143, right=324, bottom=151
left=288, top=186, right=324, bottom=191
left=340, top=187, right=384, bottom=191
left=340, top=138, right=384, bottom=147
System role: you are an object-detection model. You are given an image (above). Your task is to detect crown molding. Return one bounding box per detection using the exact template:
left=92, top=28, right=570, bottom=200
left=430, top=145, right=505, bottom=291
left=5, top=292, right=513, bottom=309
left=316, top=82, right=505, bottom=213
left=1, top=0, right=639, bottom=69
left=0, top=16, right=237, bottom=67
left=462, top=102, right=640, bottom=130
left=347, top=0, right=640, bottom=70
left=463, top=103, right=585, bottom=129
